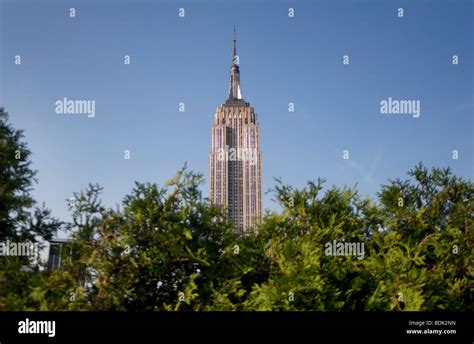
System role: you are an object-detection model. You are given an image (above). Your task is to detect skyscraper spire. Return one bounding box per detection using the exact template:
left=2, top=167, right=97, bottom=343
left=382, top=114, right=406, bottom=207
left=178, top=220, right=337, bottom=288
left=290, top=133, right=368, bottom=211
left=233, top=25, right=237, bottom=64
left=229, top=27, right=242, bottom=100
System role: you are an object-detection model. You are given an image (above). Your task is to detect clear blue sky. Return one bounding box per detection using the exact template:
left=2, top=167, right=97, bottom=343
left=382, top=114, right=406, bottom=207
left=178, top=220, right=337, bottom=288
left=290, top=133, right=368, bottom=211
left=1, top=0, right=472, bottom=224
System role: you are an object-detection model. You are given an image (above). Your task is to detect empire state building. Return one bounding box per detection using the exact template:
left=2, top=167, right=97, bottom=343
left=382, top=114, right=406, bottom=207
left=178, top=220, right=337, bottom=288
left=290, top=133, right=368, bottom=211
left=209, top=30, right=262, bottom=233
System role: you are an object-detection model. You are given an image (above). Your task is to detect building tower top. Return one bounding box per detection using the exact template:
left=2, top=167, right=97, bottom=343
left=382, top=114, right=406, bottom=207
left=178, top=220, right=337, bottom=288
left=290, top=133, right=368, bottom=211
left=233, top=25, right=237, bottom=64
left=228, top=26, right=242, bottom=101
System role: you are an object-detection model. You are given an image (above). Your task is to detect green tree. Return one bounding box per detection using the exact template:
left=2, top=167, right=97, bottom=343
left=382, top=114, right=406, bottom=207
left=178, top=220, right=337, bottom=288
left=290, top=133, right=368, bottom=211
left=377, top=163, right=473, bottom=310
left=0, top=107, right=63, bottom=310
left=1, top=106, right=472, bottom=311
left=46, top=167, right=258, bottom=310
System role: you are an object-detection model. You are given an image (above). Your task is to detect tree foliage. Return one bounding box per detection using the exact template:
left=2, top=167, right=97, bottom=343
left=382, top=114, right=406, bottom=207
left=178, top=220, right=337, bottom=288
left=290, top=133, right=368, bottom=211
left=0, top=108, right=63, bottom=310
left=0, top=108, right=472, bottom=311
